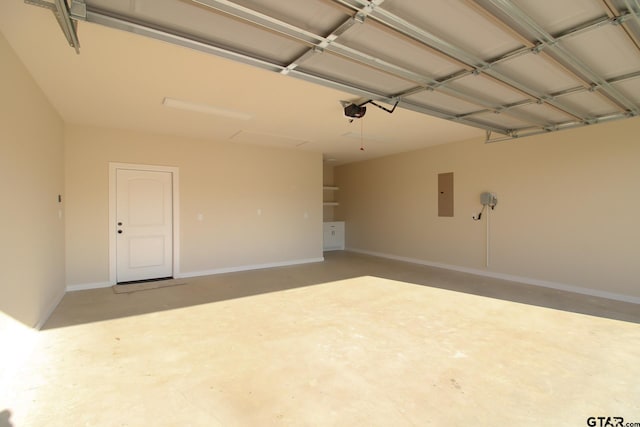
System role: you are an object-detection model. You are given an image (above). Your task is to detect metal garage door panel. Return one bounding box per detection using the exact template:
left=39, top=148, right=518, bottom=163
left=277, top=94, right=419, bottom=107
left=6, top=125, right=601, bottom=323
left=448, top=74, right=528, bottom=106
left=611, top=0, right=640, bottom=35
left=492, top=52, right=584, bottom=94
left=405, top=90, right=484, bottom=115
left=86, top=0, right=140, bottom=12
left=62, top=0, right=640, bottom=139
left=560, top=25, right=640, bottom=80
left=300, top=54, right=415, bottom=95
left=510, top=0, right=605, bottom=34
left=509, top=103, right=575, bottom=124
left=613, top=79, right=640, bottom=105
left=472, top=111, right=533, bottom=129
left=86, top=0, right=132, bottom=11
left=338, top=23, right=462, bottom=80
left=229, top=0, right=347, bottom=35
left=87, top=0, right=305, bottom=63
left=382, top=0, right=522, bottom=59
left=558, top=91, right=621, bottom=117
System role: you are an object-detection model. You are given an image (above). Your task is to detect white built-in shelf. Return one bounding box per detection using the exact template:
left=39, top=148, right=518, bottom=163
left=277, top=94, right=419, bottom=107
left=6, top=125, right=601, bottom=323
left=323, top=185, right=339, bottom=208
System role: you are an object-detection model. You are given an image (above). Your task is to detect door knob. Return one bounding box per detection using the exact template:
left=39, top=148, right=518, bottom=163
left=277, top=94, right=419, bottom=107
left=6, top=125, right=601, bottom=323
left=117, top=222, right=123, bottom=226
left=117, top=230, right=123, bottom=234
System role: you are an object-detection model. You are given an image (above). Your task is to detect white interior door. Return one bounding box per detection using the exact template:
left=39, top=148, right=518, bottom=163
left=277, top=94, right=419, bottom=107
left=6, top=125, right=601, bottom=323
left=116, top=168, right=173, bottom=283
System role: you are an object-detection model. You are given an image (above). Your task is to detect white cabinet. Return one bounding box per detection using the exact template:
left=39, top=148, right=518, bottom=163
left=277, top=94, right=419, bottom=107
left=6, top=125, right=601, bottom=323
left=323, top=221, right=345, bottom=251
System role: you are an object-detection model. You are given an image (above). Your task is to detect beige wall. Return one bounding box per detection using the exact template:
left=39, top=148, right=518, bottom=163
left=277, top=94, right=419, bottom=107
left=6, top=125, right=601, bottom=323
left=336, top=118, right=640, bottom=299
left=0, top=33, right=65, bottom=328
left=65, top=125, right=322, bottom=287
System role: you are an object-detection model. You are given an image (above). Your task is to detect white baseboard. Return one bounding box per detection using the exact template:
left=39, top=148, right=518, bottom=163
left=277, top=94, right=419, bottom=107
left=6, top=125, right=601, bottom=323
left=176, top=257, right=325, bottom=279
left=35, top=287, right=66, bottom=330
left=66, top=281, right=112, bottom=292
left=67, top=257, right=326, bottom=290
left=348, top=248, right=640, bottom=305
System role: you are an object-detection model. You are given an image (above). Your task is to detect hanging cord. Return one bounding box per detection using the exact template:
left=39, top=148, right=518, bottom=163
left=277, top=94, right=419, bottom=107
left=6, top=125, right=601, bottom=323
left=472, top=204, right=489, bottom=266
left=486, top=205, right=490, bottom=267
left=472, top=204, right=486, bottom=221
left=360, top=116, right=365, bottom=151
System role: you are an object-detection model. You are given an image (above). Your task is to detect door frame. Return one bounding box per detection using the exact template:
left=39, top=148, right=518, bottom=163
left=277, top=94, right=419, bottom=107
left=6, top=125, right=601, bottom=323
left=108, top=162, right=181, bottom=285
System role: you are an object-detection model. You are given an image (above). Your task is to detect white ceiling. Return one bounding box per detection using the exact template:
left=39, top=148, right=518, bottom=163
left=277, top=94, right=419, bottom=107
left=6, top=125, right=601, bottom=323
left=2, top=0, right=639, bottom=165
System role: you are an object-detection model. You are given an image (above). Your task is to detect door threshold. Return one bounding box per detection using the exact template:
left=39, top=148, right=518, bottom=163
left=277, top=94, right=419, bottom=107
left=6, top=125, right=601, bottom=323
left=113, top=277, right=186, bottom=294
left=116, top=276, right=173, bottom=285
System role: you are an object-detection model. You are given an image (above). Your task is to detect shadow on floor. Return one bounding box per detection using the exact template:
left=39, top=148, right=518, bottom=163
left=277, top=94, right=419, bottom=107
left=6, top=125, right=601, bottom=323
left=43, top=251, right=640, bottom=330
left=0, top=410, right=14, bottom=427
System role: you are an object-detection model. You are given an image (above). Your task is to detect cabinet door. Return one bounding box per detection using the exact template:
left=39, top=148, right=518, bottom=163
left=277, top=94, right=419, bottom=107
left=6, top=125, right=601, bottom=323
left=322, top=224, right=335, bottom=249
left=323, top=222, right=344, bottom=250
left=323, top=227, right=334, bottom=249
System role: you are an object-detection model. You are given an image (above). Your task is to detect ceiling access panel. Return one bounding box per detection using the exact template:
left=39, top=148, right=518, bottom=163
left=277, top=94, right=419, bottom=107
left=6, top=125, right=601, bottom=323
left=447, top=73, right=530, bottom=106
left=380, top=0, right=523, bottom=60
left=491, top=51, right=586, bottom=95
left=230, top=130, right=310, bottom=148
left=85, top=0, right=307, bottom=64
left=336, top=22, right=463, bottom=81
left=558, top=24, right=640, bottom=80
left=298, top=52, right=416, bottom=96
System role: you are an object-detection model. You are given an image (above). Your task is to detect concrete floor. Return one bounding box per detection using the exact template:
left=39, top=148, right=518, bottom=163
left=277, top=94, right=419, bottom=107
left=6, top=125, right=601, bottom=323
left=2, top=251, right=639, bottom=426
